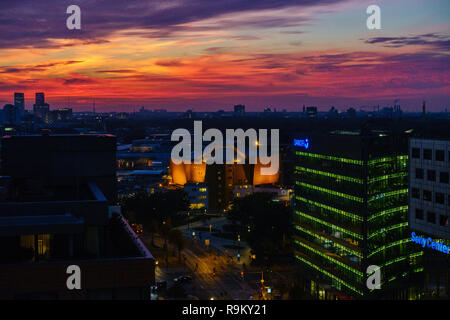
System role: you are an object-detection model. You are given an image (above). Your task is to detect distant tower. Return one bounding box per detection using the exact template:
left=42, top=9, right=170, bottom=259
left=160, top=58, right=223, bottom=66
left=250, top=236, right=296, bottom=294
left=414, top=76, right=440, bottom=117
left=33, top=92, right=49, bottom=120
left=93, top=99, right=96, bottom=114
left=422, top=101, right=426, bottom=117
left=35, top=92, right=45, bottom=105
left=14, top=92, right=25, bottom=112
left=233, top=104, right=245, bottom=116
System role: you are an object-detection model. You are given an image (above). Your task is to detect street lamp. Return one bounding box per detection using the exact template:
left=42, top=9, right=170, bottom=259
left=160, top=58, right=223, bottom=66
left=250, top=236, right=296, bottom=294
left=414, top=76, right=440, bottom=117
left=188, top=212, right=190, bottom=230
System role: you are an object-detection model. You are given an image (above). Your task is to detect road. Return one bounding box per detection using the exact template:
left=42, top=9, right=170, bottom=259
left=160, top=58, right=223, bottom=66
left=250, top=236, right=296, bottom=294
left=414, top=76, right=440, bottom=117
left=145, top=216, right=270, bottom=300
left=179, top=216, right=253, bottom=266
left=153, top=238, right=261, bottom=300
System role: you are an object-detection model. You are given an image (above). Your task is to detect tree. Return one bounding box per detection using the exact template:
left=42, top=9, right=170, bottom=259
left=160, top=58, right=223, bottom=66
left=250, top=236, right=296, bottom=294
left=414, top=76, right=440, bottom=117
left=169, top=229, right=186, bottom=263
left=121, top=189, right=189, bottom=229
left=229, top=192, right=292, bottom=265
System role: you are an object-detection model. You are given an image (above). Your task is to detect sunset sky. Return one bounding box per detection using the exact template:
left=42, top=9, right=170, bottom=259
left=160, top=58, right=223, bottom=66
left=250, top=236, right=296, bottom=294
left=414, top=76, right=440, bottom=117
left=0, top=0, right=449, bottom=112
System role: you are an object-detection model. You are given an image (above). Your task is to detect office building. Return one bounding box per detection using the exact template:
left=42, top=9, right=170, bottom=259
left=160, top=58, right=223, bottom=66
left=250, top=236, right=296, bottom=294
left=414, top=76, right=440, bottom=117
left=14, top=92, right=25, bottom=114
left=0, top=134, right=155, bottom=299
left=35, top=93, right=45, bottom=106
left=33, top=92, right=50, bottom=120
left=293, top=131, right=422, bottom=299
left=409, top=138, right=450, bottom=298
left=184, top=183, right=208, bottom=210
left=409, top=138, right=450, bottom=239
left=1, top=104, right=19, bottom=125
left=234, top=104, right=246, bottom=116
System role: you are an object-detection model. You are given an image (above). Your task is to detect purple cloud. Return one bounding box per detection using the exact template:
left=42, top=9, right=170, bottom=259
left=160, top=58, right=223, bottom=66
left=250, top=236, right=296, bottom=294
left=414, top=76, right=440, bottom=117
left=0, top=0, right=345, bottom=49
left=365, top=33, right=450, bottom=51
left=0, top=60, right=83, bottom=73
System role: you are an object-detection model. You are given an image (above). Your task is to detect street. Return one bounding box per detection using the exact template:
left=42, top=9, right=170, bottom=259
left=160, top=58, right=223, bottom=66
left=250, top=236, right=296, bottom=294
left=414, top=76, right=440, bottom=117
left=142, top=216, right=265, bottom=300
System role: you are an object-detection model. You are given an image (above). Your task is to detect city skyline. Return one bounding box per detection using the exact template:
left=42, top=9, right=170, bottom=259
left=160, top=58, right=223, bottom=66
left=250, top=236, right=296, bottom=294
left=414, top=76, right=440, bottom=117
left=0, top=0, right=449, bottom=111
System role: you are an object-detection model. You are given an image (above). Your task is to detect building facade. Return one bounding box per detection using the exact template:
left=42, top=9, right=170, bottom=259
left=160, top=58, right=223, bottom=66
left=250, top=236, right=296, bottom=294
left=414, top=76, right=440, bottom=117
left=408, top=138, right=450, bottom=298
left=409, top=138, right=450, bottom=239
left=0, top=134, right=155, bottom=299
left=293, top=132, right=423, bottom=299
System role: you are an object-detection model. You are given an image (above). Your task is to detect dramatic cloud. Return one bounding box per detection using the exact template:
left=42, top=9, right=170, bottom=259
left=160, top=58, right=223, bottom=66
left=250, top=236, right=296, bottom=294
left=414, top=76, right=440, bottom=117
left=365, top=33, right=450, bottom=51
left=0, top=0, right=345, bottom=49
left=0, top=0, right=448, bottom=111
left=0, top=61, right=83, bottom=74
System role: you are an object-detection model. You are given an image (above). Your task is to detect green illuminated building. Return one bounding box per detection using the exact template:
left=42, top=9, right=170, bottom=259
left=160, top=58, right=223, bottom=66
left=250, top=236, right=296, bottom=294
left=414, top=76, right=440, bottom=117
left=293, top=132, right=423, bottom=299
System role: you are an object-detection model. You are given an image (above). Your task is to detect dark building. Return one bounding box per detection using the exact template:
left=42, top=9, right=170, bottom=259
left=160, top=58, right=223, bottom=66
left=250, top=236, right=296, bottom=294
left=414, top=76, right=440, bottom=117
left=0, top=134, right=155, bottom=299
left=234, top=104, right=245, bottom=116
left=33, top=92, right=50, bottom=120
left=45, top=108, right=73, bottom=124
left=409, top=138, right=450, bottom=298
left=306, top=106, right=318, bottom=118
left=35, top=93, right=45, bottom=106
left=14, top=92, right=24, bottom=114
left=293, top=131, right=423, bottom=299
left=1, top=104, right=18, bottom=125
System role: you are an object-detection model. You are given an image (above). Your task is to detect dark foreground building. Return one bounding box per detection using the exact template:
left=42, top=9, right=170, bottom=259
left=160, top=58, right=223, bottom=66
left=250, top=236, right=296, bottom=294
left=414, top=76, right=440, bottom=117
left=0, top=134, right=155, bottom=299
left=293, top=131, right=423, bottom=299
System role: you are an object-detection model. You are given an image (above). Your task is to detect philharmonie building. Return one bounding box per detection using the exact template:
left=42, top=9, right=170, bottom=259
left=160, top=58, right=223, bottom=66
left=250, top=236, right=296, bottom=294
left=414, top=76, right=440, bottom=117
left=169, top=143, right=280, bottom=211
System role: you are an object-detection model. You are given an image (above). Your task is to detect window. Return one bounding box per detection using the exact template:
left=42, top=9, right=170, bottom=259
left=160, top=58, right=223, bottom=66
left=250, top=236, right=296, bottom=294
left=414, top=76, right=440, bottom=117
left=415, top=168, right=424, bottom=179
left=436, top=192, right=445, bottom=204
left=412, top=188, right=420, bottom=199
left=440, top=172, right=449, bottom=184
left=423, top=149, right=432, bottom=160
left=440, top=215, right=448, bottom=227
left=412, top=148, right=420, bottom=158
left=415, top=209, right=424, bottom=220
left=427, top=211, right=436, bottom=224
left=436, top=150, right=445, bottom=161
left=423, top=190, right=432, bottom=201
left=427, top=170, right=436, bottom=181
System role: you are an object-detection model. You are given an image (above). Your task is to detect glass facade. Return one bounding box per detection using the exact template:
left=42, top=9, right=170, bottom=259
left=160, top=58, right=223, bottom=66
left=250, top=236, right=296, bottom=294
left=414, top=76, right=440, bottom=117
left=293, top=135, right=423, bottom=299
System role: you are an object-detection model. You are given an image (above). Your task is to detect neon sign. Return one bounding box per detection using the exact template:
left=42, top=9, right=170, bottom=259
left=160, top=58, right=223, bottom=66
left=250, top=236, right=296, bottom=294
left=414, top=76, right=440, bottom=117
left=294, top=138, right=309, bottom=149
left=411, top=232, right=449, bottom=254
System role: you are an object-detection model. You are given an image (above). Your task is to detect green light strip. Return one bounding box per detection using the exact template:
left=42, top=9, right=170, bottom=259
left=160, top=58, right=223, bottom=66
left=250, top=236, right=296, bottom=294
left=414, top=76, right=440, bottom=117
left=295, top=151, right=363, bottom=165
left=295, top=196, right=363, bottom=222
left=368, top=252, right=423, bottom=275
left=295, top=166, right=363, bottom=184
left=295, top=225, right=362, bottom=258
left=295, top=210, right=363, bottom=240
left=368, top=222, right=408, bottom=239
left=295, top=255, right=363, bottom=296
left=368, top=155, right=408, bottom=166
left=368, top=206, right=408, bottom=222
left=295, top=240, right=363, bottom=277
left=369, top=259, right=423, bottom=293
left=368, top=238, right=411, bottom=258
left=368, top=172, right=407, bottom=183
left=296, top=181, right=364, bottom=203
left=368, top=189, right=408, bottom=202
